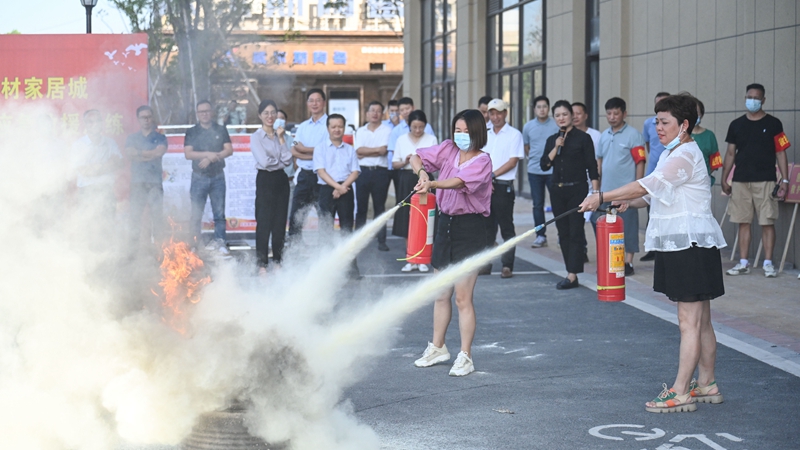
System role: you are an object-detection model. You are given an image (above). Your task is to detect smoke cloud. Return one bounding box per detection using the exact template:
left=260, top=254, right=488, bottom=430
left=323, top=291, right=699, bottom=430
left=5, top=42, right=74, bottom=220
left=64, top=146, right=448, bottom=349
left=0, top=102, right=535, bottom=449
left=0, top=102, right=408, bottom=450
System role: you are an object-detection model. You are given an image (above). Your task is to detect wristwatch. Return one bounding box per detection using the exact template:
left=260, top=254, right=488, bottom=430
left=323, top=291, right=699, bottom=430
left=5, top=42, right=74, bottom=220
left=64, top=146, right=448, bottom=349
left=781, top=179, right=790, bottom=184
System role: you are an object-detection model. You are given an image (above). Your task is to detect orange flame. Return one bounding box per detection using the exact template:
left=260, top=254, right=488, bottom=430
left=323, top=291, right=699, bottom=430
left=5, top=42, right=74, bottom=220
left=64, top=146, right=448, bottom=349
left=156, top=237, right=211, bottom=334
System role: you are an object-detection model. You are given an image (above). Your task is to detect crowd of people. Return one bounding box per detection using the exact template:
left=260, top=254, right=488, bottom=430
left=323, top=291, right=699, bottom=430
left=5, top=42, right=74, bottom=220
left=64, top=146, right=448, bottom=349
left=69, top=83, right=793, bottom=408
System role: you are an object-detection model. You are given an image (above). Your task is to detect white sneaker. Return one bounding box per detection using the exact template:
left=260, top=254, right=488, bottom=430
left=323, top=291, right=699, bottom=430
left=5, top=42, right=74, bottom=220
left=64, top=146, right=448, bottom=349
left=204, top=241, right=217, bottom=251
left=217, top=245, right=232, bottom=259
left=401, top=263, right=418, bottom=272
left=414, top=342, right=450, bottom=367
left=726, top=263, right=750, bottom=275
left=419, top=264, right=429, bottom=273
left=531, top=235, right=547, bottom=248
left=449, top=351, right=475, bottom=377
left=763, top=263, right=777, bottom=278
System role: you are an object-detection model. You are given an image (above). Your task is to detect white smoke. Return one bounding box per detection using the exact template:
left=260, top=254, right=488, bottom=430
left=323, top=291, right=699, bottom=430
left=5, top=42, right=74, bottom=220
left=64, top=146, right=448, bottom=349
left=0, top=103, right=390, bottom=449
left=0, top=103, right=530, bottom=449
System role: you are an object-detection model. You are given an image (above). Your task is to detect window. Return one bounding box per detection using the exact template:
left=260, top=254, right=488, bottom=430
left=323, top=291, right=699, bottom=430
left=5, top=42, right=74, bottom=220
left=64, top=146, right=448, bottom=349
left=370, top=63, right=386, bottom=71
left=487, top=0, right=545, bottom=196
left=421, top=0, right=457, bottom=141
left=585, top=0, right=600, bottom=129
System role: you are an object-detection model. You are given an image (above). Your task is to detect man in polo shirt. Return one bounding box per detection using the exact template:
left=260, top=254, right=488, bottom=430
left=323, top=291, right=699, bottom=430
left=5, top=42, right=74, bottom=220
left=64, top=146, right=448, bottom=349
left=484, top=99, right=524, bottom=278
left=722, top=83, right=791, bottom=278
left=184, top=100, right=233, bottom=257
left=354, top=101, right=393, bottom=251
left=289, top=88, right=328, bottom=239
left=639, top=91, right=671, bottom=262
left=591, top=97, right=646, bottom=275
left=125, top=105, right=168, bottom=245
left=523, top=95, right=559, bottom=248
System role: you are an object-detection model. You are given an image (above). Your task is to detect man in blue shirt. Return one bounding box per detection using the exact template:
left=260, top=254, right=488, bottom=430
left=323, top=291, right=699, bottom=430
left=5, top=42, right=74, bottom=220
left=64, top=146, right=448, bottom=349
left=289, top=88, right=329, bottom=239
left=639, top=92, right=670, bottom=261
left=523, top=95, right=559, bottom=248
left=591, top=97, right=646, bottom=275
left=125, top=105, right=168, bottom=245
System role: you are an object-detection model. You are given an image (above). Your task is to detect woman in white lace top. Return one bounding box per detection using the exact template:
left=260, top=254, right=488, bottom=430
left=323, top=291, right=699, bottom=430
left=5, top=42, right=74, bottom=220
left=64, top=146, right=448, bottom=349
left=579, top=94, right=726, bottom=414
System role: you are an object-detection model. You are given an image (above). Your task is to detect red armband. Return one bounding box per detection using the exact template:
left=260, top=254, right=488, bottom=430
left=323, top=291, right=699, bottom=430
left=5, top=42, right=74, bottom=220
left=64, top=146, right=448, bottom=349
left=630, top=145, right=646, bottom=164
left=774, top=132, right=791, bottom=152
left=709, top=151, right=723, bottom=170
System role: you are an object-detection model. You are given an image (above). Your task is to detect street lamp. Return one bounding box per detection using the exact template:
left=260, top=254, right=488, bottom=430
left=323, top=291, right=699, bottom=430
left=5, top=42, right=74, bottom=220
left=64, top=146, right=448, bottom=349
left=81, top=0, right=99, bottom=34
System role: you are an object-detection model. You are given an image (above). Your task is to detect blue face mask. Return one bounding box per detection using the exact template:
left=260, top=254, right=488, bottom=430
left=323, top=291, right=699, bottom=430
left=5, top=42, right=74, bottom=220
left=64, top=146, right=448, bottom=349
left=453, top=132, right=471, bottom=151
left=273, top=118, right=285, bottom=130
left=745, top=98, right=762, bottom=113
left=696, top=117, right=701, bottom=126
left=664, top=125, right=684, bottom=151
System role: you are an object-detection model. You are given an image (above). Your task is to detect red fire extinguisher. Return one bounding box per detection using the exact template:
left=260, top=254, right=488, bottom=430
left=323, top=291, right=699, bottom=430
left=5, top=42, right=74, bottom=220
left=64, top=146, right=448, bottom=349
left=596, top=211, right=626, bottom=302
left=406, top=192, right=437, bottom=264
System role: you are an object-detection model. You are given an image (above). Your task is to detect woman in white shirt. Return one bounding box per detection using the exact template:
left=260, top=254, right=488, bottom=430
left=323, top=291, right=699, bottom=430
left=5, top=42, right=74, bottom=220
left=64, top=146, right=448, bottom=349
left=392, top=109, right=438, bottom=272
left=579, top=94, right=726, bottom=414
left=251, top=99, right=292, bottom=274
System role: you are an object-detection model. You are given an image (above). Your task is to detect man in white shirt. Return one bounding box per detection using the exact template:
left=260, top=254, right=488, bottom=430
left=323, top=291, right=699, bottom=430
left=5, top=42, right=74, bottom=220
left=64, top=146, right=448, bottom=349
left=571, top=102, right=601, bottom=151
left=484, top=99, right=524, bottom=278
left=289, top=88, right=328, bottom=239
left=354, top=101, right=393, bottom=251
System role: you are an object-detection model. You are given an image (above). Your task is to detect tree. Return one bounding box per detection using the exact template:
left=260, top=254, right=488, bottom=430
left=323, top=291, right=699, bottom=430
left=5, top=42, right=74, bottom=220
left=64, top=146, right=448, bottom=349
left=110, top=0, right=253, bottom=124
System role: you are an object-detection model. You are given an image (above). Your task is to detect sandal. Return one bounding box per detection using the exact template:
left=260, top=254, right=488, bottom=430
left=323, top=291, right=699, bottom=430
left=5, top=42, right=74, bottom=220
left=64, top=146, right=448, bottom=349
left=690, top=379, right=724, bottom=404
left=645, top=383, right=697, bottom=413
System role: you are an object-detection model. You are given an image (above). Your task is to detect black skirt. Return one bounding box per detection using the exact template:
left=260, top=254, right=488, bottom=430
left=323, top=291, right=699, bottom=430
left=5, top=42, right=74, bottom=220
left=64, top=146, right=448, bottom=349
left=653, top=245, right=725, bottom=302
left=392, top=169, right=417, bottom=237
left=431, top=212, right=487, bottom=270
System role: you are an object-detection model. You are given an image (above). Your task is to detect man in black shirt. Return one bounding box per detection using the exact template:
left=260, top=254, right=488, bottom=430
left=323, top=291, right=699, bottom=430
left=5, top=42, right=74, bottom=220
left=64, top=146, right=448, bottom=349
left=721, top=83, right=791, bottom=278
left=184, top=100, right=233, bottom=257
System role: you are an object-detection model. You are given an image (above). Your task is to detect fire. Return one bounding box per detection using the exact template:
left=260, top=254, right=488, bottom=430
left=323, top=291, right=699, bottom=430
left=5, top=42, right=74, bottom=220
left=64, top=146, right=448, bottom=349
left=155, top=237, right=211, bottom=333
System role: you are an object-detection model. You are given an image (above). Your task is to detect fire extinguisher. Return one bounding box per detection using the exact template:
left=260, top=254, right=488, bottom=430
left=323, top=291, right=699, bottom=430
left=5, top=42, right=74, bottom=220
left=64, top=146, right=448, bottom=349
left=406, top=192, right=437, bottom=264
left=596, top=210, right=626, bottom=302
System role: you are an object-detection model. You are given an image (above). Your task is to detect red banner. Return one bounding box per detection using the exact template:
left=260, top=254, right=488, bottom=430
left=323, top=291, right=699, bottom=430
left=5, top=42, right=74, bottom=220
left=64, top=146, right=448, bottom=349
left=0, top=34, right=148, bottom=139
left=785, top=164, right=800, bottom=204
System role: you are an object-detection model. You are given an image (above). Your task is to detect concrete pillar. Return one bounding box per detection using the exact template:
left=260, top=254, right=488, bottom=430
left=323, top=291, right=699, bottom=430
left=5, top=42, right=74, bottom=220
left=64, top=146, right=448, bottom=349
left=455, top=0, right=487, bottom=112
left=403, top=0, right=423, bottom=101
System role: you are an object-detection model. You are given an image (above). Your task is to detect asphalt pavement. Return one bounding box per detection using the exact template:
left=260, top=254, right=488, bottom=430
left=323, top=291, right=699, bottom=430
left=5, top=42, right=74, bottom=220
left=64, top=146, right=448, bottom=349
left=343, top=240, right=800, bottom=450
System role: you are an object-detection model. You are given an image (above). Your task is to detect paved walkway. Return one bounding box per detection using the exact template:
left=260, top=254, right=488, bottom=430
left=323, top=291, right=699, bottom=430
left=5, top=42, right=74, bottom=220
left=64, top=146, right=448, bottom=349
left=508, top=195, right=800, bottom=363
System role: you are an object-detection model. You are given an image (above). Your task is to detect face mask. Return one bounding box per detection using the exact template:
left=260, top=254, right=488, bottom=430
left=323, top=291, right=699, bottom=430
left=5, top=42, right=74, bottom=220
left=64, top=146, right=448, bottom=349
left=389, top=112, right=398, bottom=119
left=664, top=124, right=684, bottom=151
left=745, top=98, right=762, bottom=113
left=695, top=117, right=701, bottom=126
left=453, top=132, right=471, bottom=151
left=273, top=118, right=285, bottom=130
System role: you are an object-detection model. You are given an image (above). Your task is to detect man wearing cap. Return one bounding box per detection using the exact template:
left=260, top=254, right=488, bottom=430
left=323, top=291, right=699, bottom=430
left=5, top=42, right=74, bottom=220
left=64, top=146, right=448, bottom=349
left=484, top=99, right=524, bottom=278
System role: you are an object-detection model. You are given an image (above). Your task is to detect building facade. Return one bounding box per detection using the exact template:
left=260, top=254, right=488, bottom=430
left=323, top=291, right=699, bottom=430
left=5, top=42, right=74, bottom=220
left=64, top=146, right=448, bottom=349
left=220, top=0, right=405, bottom=127
left=404, top=0, right=800, bottom=269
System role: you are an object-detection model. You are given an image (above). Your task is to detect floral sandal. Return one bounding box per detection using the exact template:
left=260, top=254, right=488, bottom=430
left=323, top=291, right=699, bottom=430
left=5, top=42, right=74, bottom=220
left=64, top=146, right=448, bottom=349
left=645, top=383, right=697, bottom=413
left=690, top=379, right=724, bottom=404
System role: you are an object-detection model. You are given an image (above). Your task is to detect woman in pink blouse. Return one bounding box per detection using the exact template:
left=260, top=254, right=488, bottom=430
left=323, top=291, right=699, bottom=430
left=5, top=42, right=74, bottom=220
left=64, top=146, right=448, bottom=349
left=408, top=109, right=493, bottom=377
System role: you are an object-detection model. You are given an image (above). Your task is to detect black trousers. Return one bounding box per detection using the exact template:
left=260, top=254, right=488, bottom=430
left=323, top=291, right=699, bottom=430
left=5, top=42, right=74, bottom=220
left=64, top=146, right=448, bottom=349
left=355, top=166, right=391, bottom=243
left=288, top=169, right=320, bottom=238
left=551, top=183, right=588, bottom=274
left=318, top=184, right=359, bottom=276
left=487, top=181, right=516, bottom=270
left=255, top=169, right=290, bottom=267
